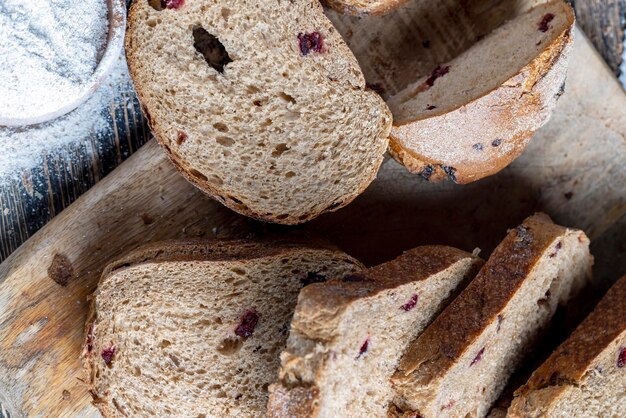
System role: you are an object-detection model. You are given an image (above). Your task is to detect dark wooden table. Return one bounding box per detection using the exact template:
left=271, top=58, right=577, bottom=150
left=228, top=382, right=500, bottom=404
left=0, top=0, right=624, bottom=264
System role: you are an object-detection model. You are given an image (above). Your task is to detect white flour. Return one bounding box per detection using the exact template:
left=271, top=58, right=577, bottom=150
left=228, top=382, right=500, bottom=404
left=0, top=55, right=133, bottom=186
left=0, top=0, right=109, bottom=120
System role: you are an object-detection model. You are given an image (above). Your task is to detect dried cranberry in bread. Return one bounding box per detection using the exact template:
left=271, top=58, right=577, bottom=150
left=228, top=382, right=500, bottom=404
left=328, top=0, right=574, bottom=183
left=82, top=239, right=363, bottom=417
left=267, top=246, right=483, bottom=417
left=508, top=274, right=626, bottom=418
left=391, top=213, right=593, bottom=417
left=126, top=0, right=391, bottom=224
left=323, top=0, right=409, bottom=16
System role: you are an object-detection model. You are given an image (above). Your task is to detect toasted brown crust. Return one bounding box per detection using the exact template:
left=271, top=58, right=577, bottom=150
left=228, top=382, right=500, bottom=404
left=125, top=0, right=391, bottom=225
left=267, top=384, right=320, bottom=418
left=389, top=3, right=575, bottom=184
left=81, top=238, right=363, bottom=417
left=291, top=245, right=482, bottom=341
left=323, top=0, right=410, bottom=16
left=516, top=274, right=626, bottom=394
left=396, top=213, right=577, bottom=376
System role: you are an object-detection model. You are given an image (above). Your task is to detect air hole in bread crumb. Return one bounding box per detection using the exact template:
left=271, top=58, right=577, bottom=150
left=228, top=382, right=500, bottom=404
left=276, top=214, right=289, bottom=220
left=231, top=268, right=246, bottom=275
left=213, top=122, right=229, bottom=132
left=133, top=367, right=142, bottom=376
left=168, top=354, right=181, bottom=367
left=272, top=143, right=290, bottom=157
left=207, top=175, right=224, bottom=186
left=159, top=340, right=172, bottom=348
left=188, top=169, right=208, bottom=182
left=247, top=85, right=261, bottom=94
left=192, top=27, right=232, bottom=74
left=216, top=136, right=235, bottom=147
left=285, top=171, right=296, bottom=178
left=220, top=7, right=230, bottom=20
left=279, top=92, right=296, bottom=104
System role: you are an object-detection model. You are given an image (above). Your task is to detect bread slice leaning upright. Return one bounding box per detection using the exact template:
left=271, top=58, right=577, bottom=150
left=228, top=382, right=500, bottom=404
left=125, top=0, right=391, bottom=224
left=391, top=213, right=593, bottom=418
left=82, top=239, right=363, bottom=418
left=387, top=0, right=574, bottom=183
left=267, top=246, right=483, bottom=417
left=508, top=274, right=626, bottom=418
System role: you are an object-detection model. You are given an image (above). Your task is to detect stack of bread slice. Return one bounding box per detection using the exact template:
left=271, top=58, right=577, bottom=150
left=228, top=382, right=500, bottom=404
left=82, top=212, right=606, bottom=418
left=267, top=246, right=483, bottom=417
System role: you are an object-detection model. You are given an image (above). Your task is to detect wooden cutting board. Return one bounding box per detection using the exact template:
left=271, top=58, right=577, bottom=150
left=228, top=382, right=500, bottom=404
left=1, top=28, right=626, bottom=417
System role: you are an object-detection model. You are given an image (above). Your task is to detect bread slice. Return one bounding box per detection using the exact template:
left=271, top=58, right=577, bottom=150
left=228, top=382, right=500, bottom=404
left=267, top=246, right=484, bottom=417
left=82, top=239, right=363, bottom=417
left=508, top=274, right=626, bottom=418
left=328, top=0, right=574, bottom=183
left=323, top=0, right=409, bottom=16
left=125, top=0, right=391, bottom=224
left=391, top=213, right=593, bottom=418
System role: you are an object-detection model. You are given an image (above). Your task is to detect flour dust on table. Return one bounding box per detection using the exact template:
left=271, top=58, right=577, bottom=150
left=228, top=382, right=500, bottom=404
left=0, top=55, right=133, bottom=186
left=0, top=0, right=109, bottom=122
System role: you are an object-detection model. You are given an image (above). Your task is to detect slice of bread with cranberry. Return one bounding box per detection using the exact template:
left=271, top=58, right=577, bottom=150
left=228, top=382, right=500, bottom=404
left=126, top=0, right=391, bottom=224
left=323, top=0, right=409, bottom=16
left=508, top=274, right=626, bottom=418
left=328, top=0, right=574, bottom=183
left=391, top=213, right=593, bottom=417
left=82, top=239, right=363, bottom=417
left=267, top=246, right=483, bottom=417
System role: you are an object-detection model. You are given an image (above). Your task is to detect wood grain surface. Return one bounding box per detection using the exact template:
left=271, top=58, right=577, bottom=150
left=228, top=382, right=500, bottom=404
left=1, top=29, right=626, bottom=417
left=573, top=0, right=626, bottom=75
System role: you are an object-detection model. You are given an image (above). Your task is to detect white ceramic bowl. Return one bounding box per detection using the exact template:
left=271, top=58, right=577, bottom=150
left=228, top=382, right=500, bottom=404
left=0, top=0, right=127, bottom=127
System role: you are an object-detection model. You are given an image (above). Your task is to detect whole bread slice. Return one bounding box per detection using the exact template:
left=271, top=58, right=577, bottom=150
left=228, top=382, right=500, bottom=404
left=82, top=239, right=363, bottom=417
left=267, top=246, right=484, bottom=417
left=391, top=213, right=593, bottom=418
left=508, top=274, right=626, bottom=418
left=328, top=0, right=574, bottom=183
left=323, top=0, right=409, bottom=16
left=125, top=0, right=391, bottom=224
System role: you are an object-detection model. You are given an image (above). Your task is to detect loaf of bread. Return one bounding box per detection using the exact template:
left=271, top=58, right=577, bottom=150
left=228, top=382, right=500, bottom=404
left=323, top=0, right=408, bottom=15
left=82, top=239, right=363, bottom=417
left=267, top=246, right=483, bottom=417
left=328, top=0, right=574, bottom=183
left=508, top=274, right=626, bottom=418
left=391, top=213, right=593, bottom=417
left=126, top=0, right=391, bottom=224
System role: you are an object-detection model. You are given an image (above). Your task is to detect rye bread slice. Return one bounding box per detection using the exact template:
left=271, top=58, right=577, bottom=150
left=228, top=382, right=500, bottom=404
left=328, top=0, right=574, bottom=183
left=508, top=274, right=626, bottom=418
left=323, top=0, right=409, bottom=16
left=82, top=239, right=363, bottom=417
left=391, top=213, right=593, bottom=418
left=267, top=246, right=483, bottom=417
left=125, top=0, right=391, bottom=224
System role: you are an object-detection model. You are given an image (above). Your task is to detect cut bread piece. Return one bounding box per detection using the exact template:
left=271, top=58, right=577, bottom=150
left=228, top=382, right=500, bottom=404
left=391, top=213, right=593, bottom=418
left=328, top=0, right=574, bottom=183
left=323, top=0, right=409, bottom=16
left=125, top=0, right=391, bottom=224
left=267, top=246, right=484, bottom=417
left=82, top=239, right=363, bottom=418
left=508, top=274, right=626, bottom=418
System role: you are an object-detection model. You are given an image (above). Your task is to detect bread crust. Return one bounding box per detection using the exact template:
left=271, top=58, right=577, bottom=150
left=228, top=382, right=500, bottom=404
left=323, top=0, right=410, bottom=16
left=396, top=213, right=585, bottom=379
left=81, top=238, right=363, bottom=417
left=388, top=2, right=575, bottom=184
left=291, top=246, right=482, bottom=341
left=125, top=0, right=392, bottom=225
left=509, top=275, right=626, bottom=416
